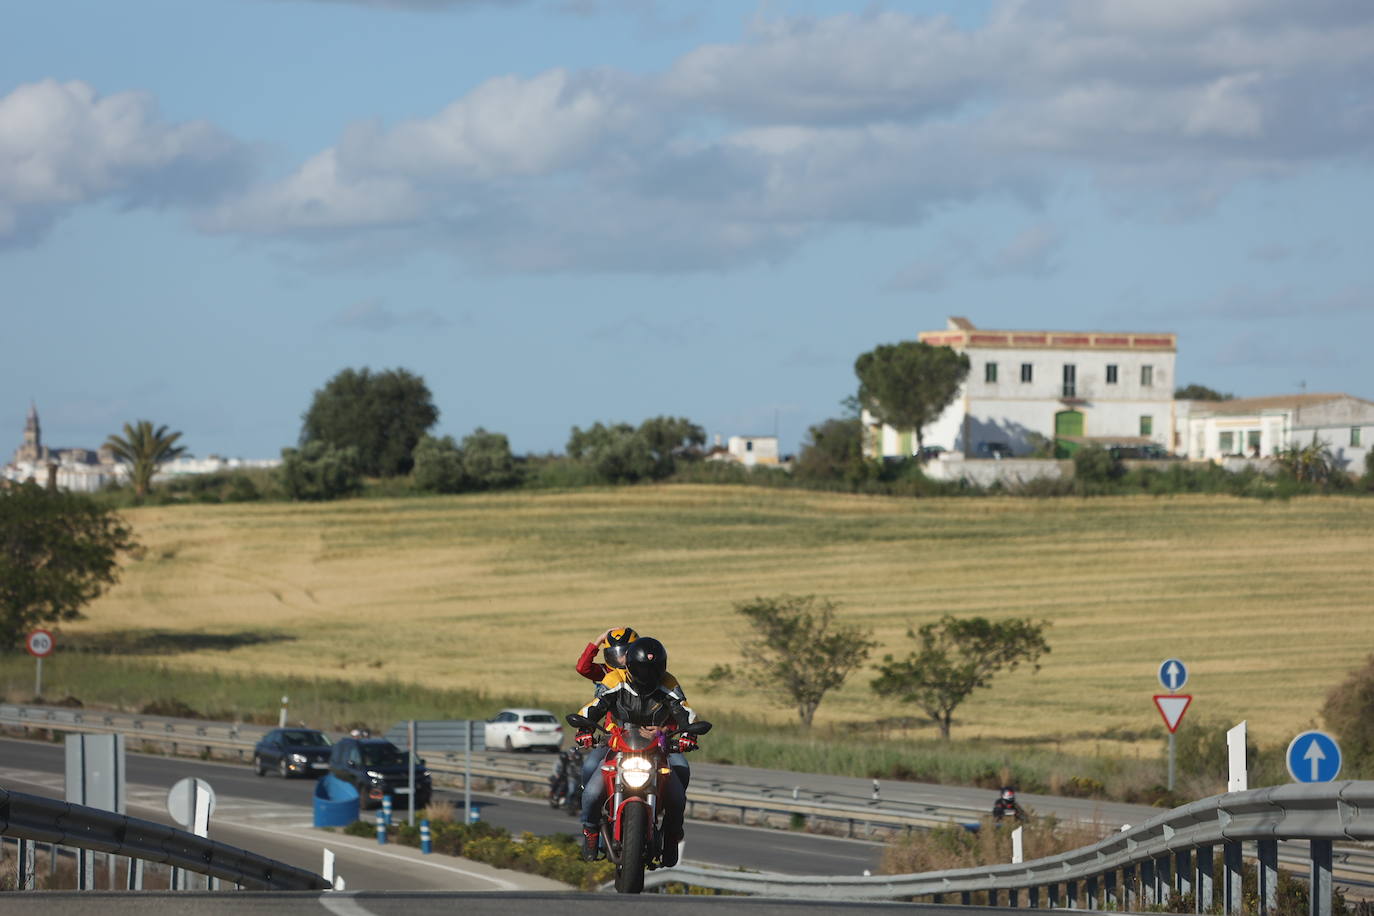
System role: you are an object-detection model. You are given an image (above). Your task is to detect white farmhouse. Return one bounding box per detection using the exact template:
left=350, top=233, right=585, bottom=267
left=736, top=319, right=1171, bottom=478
left=864, top=317, right=1177, bottom=459
left=1176, top=393, right=1374, bottom=470
left=724, top=435, right=779, bottom=467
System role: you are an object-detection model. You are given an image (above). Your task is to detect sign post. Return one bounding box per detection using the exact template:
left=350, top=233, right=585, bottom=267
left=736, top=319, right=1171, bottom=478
left=1286, top=731, right=1341, bottom=783
left=1156, top=659, right=1190, bottom=792
left=26, top=629, right=54, bottom=697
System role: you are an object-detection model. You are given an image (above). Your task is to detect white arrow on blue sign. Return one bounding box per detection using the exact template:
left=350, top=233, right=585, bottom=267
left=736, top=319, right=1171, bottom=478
left=1285, top=731, right=1342, bottom=783
left=1158, top=658, right=1188, bottom=692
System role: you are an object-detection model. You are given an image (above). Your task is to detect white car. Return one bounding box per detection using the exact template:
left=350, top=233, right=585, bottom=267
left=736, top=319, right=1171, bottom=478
left=484, top=708, right=564, bottom=752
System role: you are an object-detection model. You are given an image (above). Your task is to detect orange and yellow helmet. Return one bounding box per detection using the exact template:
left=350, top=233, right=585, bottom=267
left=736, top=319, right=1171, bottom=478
left=600, top=627, right=639, bottom=669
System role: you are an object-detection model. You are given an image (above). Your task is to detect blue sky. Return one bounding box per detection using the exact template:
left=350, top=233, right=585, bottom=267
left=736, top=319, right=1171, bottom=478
left=3, top=0, right=1371, bottom=459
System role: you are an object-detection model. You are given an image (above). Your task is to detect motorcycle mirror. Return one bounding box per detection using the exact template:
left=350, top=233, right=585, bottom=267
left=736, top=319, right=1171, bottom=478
left=683, top=721, right=712, bottom=736
left=565, top=713, right=594, bottom=730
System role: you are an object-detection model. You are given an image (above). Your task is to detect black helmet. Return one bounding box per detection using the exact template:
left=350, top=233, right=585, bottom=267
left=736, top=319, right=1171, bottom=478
left=624, top=637, right=667, bottom=692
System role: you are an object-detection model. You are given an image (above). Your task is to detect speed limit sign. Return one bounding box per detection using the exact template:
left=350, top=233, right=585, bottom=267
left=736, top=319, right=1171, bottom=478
left=26, top=629, right=55, bottom=658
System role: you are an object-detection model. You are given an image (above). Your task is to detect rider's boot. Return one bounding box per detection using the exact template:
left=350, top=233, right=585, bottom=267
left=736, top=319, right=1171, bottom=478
left=660, top=830, right=682, bottom=868
left=581, top=826, right=600, bottom=862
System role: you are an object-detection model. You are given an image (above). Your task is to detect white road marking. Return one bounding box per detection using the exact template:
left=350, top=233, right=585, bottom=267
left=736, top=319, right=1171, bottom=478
left=318, top=892, right=380, bottom=916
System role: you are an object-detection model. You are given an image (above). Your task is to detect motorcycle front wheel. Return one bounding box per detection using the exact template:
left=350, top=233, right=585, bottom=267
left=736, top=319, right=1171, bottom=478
left=614, top=804, right=648, bottom=894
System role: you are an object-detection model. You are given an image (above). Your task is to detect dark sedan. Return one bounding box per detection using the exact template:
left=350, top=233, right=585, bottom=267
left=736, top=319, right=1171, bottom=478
left=252, top=728, right=333, bottom=779
left=328, top=736, right=432, bottom=810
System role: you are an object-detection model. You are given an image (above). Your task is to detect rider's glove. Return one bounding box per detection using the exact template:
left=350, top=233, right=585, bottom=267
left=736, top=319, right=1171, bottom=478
left=575, top=730, right=595, bottom=750
left=676, top=733, right=698, bottom=752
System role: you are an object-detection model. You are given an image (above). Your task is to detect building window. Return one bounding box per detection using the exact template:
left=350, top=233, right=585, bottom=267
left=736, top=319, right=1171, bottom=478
left=1219, top=431, right=1235, bottom=454
left=1354, top=427, right=1363, bottom=447
left=1020, top=363, right=1033, bottom=383
left=985, top=362, right=998, bottom=383
left=1140, top=416, right=1153, bottom=436
left=746, top=441, right=753, bottom=452
left=1141, top=365, right=1154, bottom=387
left=1062, top=364, right=1076, bottom=398
left=1106, top=364, right=1118, bottom=384
left=1246, top=430, right=1261, bottom=456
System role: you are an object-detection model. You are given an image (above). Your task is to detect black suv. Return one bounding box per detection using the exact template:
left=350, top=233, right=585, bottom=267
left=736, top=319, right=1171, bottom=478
left=253, top=728, right=333, bottom=779
left=328, top=737, right=432, bottom=810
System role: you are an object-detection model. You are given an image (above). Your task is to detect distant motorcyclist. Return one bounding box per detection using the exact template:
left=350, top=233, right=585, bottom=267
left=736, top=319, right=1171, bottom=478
left=549, top=746, right=584, bottom=809
left=992, top=786, right=1025, bottom=823
left=575, top=637, right=698, bottom=866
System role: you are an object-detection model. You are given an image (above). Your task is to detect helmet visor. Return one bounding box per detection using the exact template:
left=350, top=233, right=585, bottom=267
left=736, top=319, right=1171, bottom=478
left=604, top=644, right=629, bottom=669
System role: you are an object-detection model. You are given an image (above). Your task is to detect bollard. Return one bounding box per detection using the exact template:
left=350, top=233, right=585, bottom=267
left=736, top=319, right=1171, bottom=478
left=376, top=811, right=388, bottom=845
left=381, top=795, right=393, bottom=828
left=420, top=819, right=432, bottom=854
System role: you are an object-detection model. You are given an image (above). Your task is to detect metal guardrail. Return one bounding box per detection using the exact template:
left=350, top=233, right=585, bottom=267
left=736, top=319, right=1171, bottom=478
left=637, top=782, right=1374, bottom=916
left=0, top=786, right=330, bottom=891
left=0, top=703, right=977, bottom=835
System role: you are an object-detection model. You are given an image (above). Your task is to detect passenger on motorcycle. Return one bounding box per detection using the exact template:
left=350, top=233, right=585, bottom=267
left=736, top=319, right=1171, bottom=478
left=575, top=627, right=639, bottom=685
left=574, top=627, right=695, bottom=795
left=575, top=637, right=699, bottom=867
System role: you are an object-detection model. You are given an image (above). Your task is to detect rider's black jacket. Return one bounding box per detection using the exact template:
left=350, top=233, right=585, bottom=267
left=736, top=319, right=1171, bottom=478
left=578, top=680, right=695, bottom=731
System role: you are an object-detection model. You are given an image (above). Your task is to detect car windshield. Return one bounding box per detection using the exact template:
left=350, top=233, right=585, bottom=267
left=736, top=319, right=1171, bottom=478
left=281, top=731, right=330, bottom=747
left=523, top=714, right=556, bottom=724
left=361, top=744, right=407, bottom=767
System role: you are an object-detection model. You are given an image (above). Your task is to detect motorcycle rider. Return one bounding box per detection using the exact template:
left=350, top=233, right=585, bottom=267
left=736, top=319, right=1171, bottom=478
left=992, top=786, right=1024, bottom=822
left=575, top=637, right=698, bottom=867
left=574, top=627, right=694, bottom=794
left=549, top=745, right=584, bottom=809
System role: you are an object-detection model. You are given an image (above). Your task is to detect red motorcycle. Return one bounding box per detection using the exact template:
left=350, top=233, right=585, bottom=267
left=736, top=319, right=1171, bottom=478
left=567, top=713, right=711, bottom=894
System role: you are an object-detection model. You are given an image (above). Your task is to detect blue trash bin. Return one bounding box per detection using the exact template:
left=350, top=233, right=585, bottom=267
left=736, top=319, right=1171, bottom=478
left=314, top=774, right=360, bottom=828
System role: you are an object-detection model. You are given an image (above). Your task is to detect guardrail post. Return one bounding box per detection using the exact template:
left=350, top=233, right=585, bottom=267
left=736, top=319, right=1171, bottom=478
left=1195, top=844, right=1213, bottom=914
left=961, top=890, right=972, bottom=905
left=127, top=857, right=144, bottom=890
left=1256, top=839, right=1278, bottom=915
left=1047, top=882, right=1060, bottom=909
left=1175, top=848, right=1193, bottom=902
left=1028, top=884, right=1039, bottom=908
left=1085, top=875, right=1098, bottom=910
left=1224, top=840, right=1243, bottom=915
left=1127, top=862, right=1140, bottom=910
left=1066, top=879, right=1078, bottom=909
left=18, top=838, right=35, bottom=890
left=1105, top=868, right=1118, bottom=909
left=1309, top=839, right=1332, bottom=916
left=1156, top=853, right=1170, bottom=906
left=78, top=849, right=94, bottom=890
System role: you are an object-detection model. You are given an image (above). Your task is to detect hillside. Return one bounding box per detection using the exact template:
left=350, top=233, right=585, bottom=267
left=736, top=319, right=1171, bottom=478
left=37, top=486, right=1374, bottom=754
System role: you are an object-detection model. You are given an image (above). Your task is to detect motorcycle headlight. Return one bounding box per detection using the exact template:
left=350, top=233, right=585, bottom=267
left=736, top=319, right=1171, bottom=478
left=620, top=756, right=652, bottom=789
left=366, top=770, right=383, bottom=780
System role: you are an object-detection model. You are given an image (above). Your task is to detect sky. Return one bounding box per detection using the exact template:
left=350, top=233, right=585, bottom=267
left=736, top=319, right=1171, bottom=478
left=2, top=0, right=1371, bottom=460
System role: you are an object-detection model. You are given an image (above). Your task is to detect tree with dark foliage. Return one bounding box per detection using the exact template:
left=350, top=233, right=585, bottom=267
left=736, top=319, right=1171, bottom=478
left=872, top=616, right=1050, bottom=740
left=301, top=368, right=438, bottom=477
left=855, top=342, right=969, bottom=456
left=0, top=482, right=137, bottom=647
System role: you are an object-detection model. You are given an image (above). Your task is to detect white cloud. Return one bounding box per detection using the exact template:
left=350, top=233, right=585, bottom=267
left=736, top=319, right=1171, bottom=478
left=15, top=3, right=1374, bottom=271
left=0, top=80, right=249, bottom=248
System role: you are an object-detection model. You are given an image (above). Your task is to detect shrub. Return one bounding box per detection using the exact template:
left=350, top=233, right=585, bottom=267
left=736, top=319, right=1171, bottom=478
left=1321, top=655, right=1374, bottom=778
left=1072, top=445, right=1122, bottom=490
left=278, top=442, right=364, bottom=501
left=412, top=435, right=467, bottom=493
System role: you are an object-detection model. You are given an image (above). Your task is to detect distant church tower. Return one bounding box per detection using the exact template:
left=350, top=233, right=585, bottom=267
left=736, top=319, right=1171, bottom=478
left=15, top=401, right=49, bottom=464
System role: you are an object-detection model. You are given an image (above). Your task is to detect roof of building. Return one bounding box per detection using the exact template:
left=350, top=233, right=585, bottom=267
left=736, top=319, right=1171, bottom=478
left=921, top=317, right=1175, bottom=352
left=1184, top=393, right=1372, bottom=415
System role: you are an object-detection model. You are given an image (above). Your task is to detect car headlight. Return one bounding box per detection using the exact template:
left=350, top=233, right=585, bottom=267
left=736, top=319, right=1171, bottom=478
left=290, top=753, right=308, bottom=764
left=620, top=756, right=652, bottom=789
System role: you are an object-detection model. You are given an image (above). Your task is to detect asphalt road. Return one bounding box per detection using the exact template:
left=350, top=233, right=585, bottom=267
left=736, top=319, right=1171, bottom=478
left=7, top=891, right=1005, bottom=915
left=0, top=736, right=886, bottom=879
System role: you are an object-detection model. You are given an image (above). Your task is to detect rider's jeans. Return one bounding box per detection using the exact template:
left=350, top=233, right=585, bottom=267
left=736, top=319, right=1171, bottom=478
left=582, top=748, right=688, bottom=843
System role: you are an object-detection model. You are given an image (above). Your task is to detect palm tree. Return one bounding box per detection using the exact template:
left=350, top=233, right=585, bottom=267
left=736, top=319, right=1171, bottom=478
left=104, top=420, right=187, bottom=502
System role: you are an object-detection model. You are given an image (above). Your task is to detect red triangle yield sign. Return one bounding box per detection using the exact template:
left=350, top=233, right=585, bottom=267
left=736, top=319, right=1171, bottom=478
left=1154, top=695, right=1192, bottom=733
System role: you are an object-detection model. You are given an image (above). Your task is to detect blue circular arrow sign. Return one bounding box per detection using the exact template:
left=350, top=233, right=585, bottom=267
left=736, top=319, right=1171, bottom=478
left=1157, top=658, right=1188, bottom=692
left=1286, top=731, right=1342, bottom=783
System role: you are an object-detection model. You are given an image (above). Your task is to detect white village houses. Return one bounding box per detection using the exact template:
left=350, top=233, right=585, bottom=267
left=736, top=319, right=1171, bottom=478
left=864, top=317, right=1178, bottom=459
left=1175, top=393, right=1374, bottom=470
